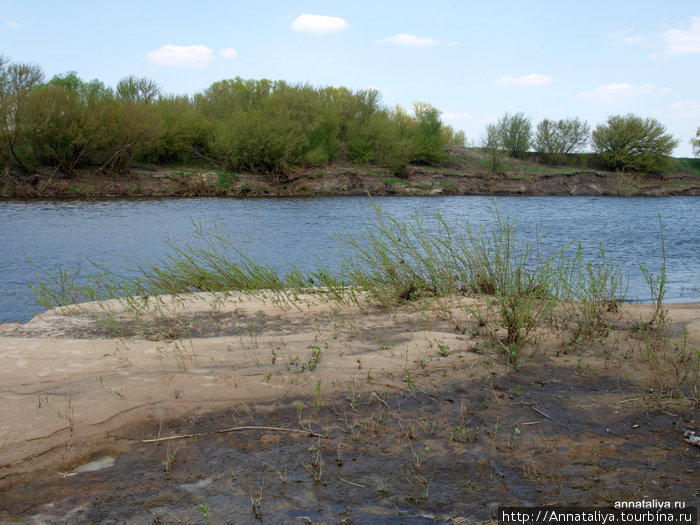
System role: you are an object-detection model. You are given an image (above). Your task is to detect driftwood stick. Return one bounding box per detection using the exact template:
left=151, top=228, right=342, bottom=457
left=142, top=425, right=327, bottom=444
left=530, top=406, right=550, bottom=419
left=216, top=425, right=328, bottom=438
left=142, top=431, right=204, bottom=443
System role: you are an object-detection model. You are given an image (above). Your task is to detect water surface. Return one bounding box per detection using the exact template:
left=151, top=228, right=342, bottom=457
left=1, top=196, right=698, bottom=324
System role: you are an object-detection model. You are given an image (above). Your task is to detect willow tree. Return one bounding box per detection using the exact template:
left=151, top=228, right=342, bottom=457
left=592, top=114, right=679, bottom=173
left=0, top=58, right=45, bottom=173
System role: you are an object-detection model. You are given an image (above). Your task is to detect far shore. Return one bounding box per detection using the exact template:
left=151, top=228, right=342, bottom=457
left=1, top=291, right=698, bottom=522
left=2, top=149, right=699, bottom=199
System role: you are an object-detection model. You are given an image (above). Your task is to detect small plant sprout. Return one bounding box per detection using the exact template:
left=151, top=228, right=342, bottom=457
left=313, top=379, right=323, bottom=413
left=437, top=342, right=451, bottom=357
left=199, top=503, right=211, bottom=521
left=295, top=401, right=305, bottom=424
left=299, top=437, right=324, bottom=482
left=264, top=463, right=288, bottom=484
left=337, top=440, right=346, bottom=466
left=162, top=447, right=178, bottom=473
left=408, top=440, right=422, bottom=472
left=348, top=383, right=357, bottom=411
left=250, top=481, right=264, bottom=519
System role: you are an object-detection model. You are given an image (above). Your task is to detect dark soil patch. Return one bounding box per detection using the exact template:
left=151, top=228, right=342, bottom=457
left=1, top=353, right=697, bottom=524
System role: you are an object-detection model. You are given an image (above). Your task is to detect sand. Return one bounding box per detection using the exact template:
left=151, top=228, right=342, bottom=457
left=0, top=292, right=698, bottom=522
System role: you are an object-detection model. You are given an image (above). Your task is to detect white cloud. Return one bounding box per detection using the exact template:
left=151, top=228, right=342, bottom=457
left=446, top=41, right=460, bottom=48
left=379, top=33, right=439, bottom=47
left=493, top=73, right=552, bottom=87
left=657, top=16, right=700, bottom=56
left=146, top=45, right=214, bottom=67
left=574, top=82, right=660, bottom=102
left=7, top=21, right=21, bottom=28
left=291, top=14, right=348, bottom=34
left=611, top=17, right=700, bottom=57
left=219, top=48, right=238, bottom=59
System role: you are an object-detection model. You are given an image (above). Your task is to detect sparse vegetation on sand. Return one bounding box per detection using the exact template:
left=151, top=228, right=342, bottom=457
left=30, top=203, right=695, bottom=381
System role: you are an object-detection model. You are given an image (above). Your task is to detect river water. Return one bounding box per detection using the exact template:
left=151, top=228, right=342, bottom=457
left=1, top=196, right=698, bottom=324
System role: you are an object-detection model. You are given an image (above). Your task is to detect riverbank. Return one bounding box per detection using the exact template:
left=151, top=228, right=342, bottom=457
left=3, top=149, right=699, bottom=198
left=1, top=292, right=697, bottom=522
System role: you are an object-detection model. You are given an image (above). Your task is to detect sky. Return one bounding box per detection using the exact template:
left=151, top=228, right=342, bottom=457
left=2, top=0, right=699, bottom=156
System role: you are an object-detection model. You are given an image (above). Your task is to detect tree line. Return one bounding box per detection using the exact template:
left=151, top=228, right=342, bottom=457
left=0, top=56, right=464, bottom=180
left=483, top=112, right=685, bottom=173
left=0, top=56, right=693, bottom=180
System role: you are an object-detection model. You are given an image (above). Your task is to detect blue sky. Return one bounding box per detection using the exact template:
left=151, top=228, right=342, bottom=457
left=2, top=0, right=699, bottom=156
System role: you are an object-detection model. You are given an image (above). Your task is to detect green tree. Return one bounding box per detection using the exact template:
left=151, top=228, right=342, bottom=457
left=495, top=112, right=532, bottom=158
left=0, top=58, right=44, bottom=173
left=410, top=102, right=448, bottom=165
left=692, top=127, right=699, bottom=157
left=535, top=117, right=590, bottom=156
left=97, top=99, right=161, bottom=173
left=144, top=95, right=211, bottom=164
left=26, top=72, right=115, bottom=174
left=481, top=123, right=506, bottom=173
left=116, top=75, right=161, bottom=103
left=592, top=114, right=679, bottom=173
left=26, top=84, right=90, bottom=173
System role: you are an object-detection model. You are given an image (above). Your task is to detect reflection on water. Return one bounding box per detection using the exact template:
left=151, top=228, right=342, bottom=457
left=2, top=196, right=698, bottom=324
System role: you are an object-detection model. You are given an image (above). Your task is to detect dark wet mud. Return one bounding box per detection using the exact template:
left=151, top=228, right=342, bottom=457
left=2, top=352, right=697, bottom=524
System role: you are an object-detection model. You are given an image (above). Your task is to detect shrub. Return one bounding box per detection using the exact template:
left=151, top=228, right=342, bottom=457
left=495, top=112, right=532, bottom=158
left=26, top=84, right=89, bottom=173
left=304, top=115, right=341, bottom=166
left=0, top=58, right=45, bottom=173
left=534, top=117, right=590, bottom=159
left=144, top=95, right=211, bottom=164
left=26, top=73, right=116, bottom=174
left=592, top=114, right=679, bottom=173
left=92, top=98, right=161, bottom=174
left=116, top=75, right=161, bottom=103
left=346, top=109, right=396, bottom=166
left=410, top=102, right=448, bottom=165
left=209, top=107, right=307, bottom=175
left=481, top=123, right=506, bottom=173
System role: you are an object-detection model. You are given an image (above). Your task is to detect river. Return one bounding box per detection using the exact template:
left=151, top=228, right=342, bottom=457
left=1, top=196, right=698, bottom=324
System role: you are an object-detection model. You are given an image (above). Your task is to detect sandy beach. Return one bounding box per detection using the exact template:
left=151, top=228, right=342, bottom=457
left=1, top=292, right=698, bottom=522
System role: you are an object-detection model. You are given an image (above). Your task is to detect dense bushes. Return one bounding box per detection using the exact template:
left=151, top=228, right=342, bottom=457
left=592, top=114, right=679, bottom=173
left=0, top=56, right=463, bottom=178
left=0, top=62, right=163, bottom=175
